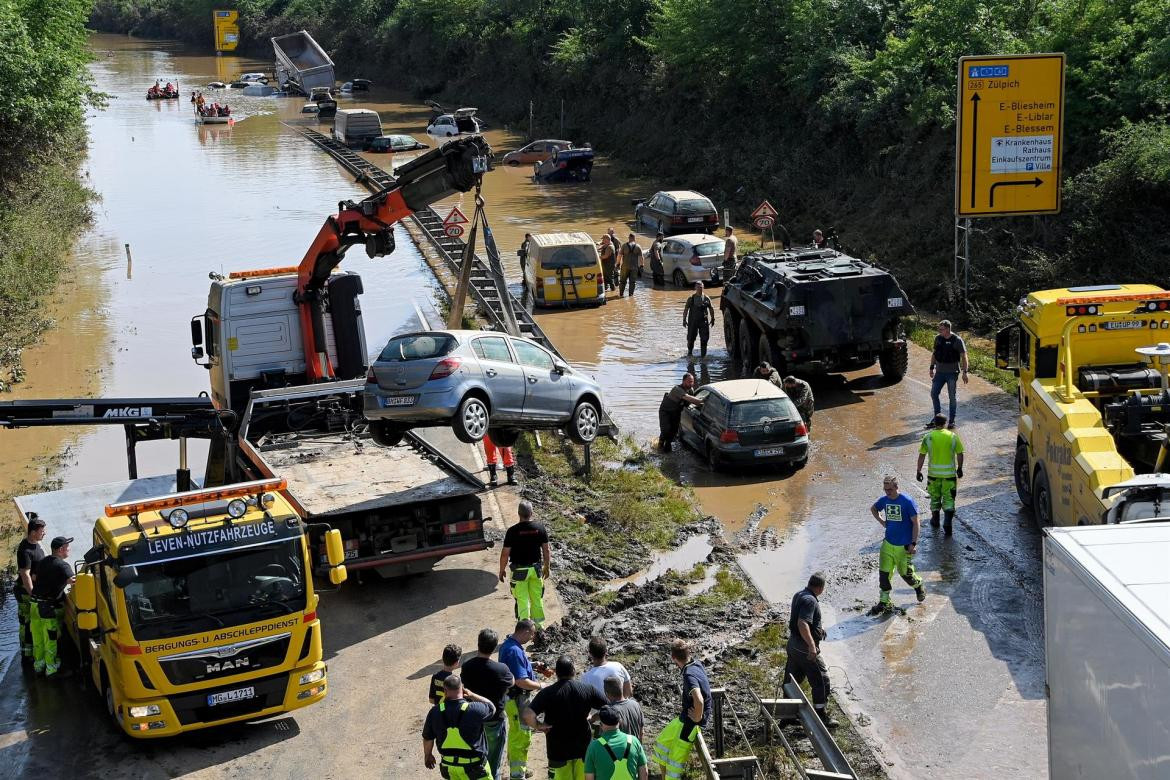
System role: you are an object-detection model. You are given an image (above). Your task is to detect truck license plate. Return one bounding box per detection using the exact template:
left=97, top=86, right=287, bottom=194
left=1103, top=320, right=1144, bottom=330
left=208, top=686, right=254, bottom=707
left=688, top=217, right=703, bottom=222
left=382, top=395, right=416, bottom=407
left=754, top=447, right=785, bottom=457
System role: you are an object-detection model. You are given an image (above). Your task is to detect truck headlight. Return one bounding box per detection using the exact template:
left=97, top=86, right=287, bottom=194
left=788, top=305, right=806, bottom=316
left=299, top=669, right=325, bottom=685
left=887, top=297, right=903, bottom=308
left=129, top=704, right=162, bottom=718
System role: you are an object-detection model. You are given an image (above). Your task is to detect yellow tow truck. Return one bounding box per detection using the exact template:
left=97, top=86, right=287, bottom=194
left=2, top=398, right=348, bottom=737
left=997, top=284, right=1170, bottom=526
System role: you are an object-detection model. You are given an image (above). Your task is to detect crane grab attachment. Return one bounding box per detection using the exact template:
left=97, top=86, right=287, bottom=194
left=295, top=135, right=491, bottom=381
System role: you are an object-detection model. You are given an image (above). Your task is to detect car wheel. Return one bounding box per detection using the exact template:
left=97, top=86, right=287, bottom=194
left=488, top=427, right=521, bottom=447
left=706, top=443, right=721, bottom=471
left=672, top=269, right=688, bottom=287
left=453, top=395, right=490, bottom=443
left=738, top=319, right=758, bottom=376
left=507, top=160, right=519, bottom=166
left=567, top=400, right=600, bottom=444
left=723, top=308, right=740, bottom=361
left=1014, top=443, right=1033, bottom=507
left=1032, top=467, right=1053, bottom=529
left=369, top=420, right=405, bottom=447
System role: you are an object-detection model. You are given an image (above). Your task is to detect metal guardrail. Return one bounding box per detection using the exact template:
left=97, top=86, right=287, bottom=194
left=294, top=125, right=617, bottom=438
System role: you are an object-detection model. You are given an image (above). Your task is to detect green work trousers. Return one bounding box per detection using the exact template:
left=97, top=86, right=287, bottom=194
left=510, top=567, right=545, bottom=628
left=653, top=718, right=700, bottom=780
left=879, top=540, right=922, bottom=605
left=505, top=697, right=532, bottom=779
left=618, top=266, right=637, bottom=296
left=31, top=602, right=62, bottom=675
left=440, top=763, right=492, bottom=780
left=927, top=476, right=957, bottom=512
left=547, top=758, right=584, bottom=780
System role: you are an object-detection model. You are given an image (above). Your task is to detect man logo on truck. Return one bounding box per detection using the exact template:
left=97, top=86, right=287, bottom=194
left=206, top=658, right=250, bottom=674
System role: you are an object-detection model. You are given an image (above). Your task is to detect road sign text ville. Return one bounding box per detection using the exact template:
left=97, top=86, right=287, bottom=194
left=956, top=53, right=1065, bottom=217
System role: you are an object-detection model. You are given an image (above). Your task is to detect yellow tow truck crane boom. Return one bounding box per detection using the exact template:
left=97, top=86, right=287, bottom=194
left=997, top=284, right=1170, bottom=526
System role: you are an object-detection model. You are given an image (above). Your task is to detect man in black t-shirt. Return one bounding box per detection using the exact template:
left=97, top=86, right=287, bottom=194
left=525, top=655, right=608, bottom=780
left=499, top=501, right=551, bottom=629
left=657, top=372, right=703, bottom=452
left=460, top=629, right=515, bottom=780
left=13, top=515, right=46, bottom=662
left=783, top=572, right=837, bottom=728
left=422, top=674, right=497, bottom=779
left=31, top=536, right=74, bottom=676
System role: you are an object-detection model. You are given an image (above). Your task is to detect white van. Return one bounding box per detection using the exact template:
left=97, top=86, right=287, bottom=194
left=334, top=108, right=382, bottom=147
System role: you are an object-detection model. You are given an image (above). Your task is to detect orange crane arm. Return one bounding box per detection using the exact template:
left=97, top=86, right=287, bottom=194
left=294, top=136, right=490, bottom=381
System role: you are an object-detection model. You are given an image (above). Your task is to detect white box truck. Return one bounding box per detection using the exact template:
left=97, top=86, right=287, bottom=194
left=333, top=109, right=382, bottom=148
left=1044, top=522, right=1170, bottom=779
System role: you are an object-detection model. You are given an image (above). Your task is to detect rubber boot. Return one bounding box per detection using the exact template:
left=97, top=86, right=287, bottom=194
left=916, top=585, right=927, bottom=602
left=506, top=466, right=517, bottom=486
left=930, top=511, right=940, bottom=528
left=816, top=706, right=840, bottom=729
left=488, top=464, right=498, bottom=486
left=943, top=510, right=955, bottom=537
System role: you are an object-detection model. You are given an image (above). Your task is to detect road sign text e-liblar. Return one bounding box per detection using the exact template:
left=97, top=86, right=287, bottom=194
left=955, top=53, right=1065, bottom=217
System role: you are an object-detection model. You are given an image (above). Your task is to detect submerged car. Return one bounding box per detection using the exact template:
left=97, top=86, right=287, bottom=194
left=660, top=234, right=726, bottom=287
left=364, top=330, right=603, bottom=446
left=634, top=190, right=719, bottom=235
left=523, top=232, right=606, bottom=308
left=533, top=148, right=594, bottom=183
left=503, top=139, right=574, bottom=165
left=427, top=108, right=482, bottom=137
left=366, top=134, right=428, bottom=153
left=679, top=379, right=809, bottom=471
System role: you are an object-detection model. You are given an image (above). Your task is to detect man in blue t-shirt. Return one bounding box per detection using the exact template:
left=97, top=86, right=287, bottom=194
left=869, top=475, right=925, bottom=613
left=499, top=619, right=547, bottom=779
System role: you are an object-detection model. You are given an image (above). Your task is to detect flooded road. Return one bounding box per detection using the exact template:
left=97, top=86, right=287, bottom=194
left=0, top=33, right=1047, bottom=780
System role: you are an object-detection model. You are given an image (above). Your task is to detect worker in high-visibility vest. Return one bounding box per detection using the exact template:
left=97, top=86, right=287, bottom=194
left=916, top=414, right=965, bottom=536
left=498, top=502, right=550, bottom=629
left=423, top=674, right=497, bottom=779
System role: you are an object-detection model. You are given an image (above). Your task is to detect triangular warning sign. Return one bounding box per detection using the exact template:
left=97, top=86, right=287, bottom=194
left=750, top=200, right=778, bottom=219
left=443, top=206, right=469, bottom=226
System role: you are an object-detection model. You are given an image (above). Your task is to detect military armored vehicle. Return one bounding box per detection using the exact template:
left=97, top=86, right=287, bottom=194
left=721, top=248, right=914, bottom=379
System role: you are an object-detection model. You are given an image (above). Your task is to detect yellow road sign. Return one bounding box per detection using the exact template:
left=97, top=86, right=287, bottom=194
left=213, top=9, right=239, bottom=52
left=955, top=53, right=1065, bottom=217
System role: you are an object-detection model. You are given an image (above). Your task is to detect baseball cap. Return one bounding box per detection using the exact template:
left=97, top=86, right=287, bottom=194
left=598, top=706, right=620, bottom=726
left=50, top=536, right=73, bottom=551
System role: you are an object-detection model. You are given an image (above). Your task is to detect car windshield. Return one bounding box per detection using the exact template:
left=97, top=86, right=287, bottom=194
left=731, top=398, right=795, bottom=427
left=694, top=241, right=723, bottom=255
left=677, top=199, right=713, bottom=214
left=543, top=246, right=596, bottom=269
left=378, top=333, right=456, bottom=362
left=123, top=540, right=306, bottom=640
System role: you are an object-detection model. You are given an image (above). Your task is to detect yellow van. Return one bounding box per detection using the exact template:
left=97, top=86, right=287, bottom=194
left=523, top=231, right=607, bottom=308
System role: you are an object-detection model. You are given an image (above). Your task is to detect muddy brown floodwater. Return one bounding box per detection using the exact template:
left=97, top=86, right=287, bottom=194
left=0, top=32, right=1047, bottom=780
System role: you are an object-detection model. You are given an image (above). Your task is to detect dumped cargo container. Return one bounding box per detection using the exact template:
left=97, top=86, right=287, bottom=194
left=272, top=30, right=334, bottom=96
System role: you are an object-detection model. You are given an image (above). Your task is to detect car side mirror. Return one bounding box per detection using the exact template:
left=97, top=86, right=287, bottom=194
left=553, top=361, right=568, bottom=375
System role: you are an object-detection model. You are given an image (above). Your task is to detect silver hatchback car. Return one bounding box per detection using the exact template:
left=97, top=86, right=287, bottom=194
left=363, top=330, right=604, bottom=446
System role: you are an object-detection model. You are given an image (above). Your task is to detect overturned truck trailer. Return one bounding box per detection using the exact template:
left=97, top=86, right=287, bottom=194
left=272, top=30, right=334, bottom=96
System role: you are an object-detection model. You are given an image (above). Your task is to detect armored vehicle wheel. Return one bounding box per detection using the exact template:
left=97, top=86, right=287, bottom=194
left=673, top=269, right=688, bottom=287
left=737, top=319, right=758, bottom=376
left=1014, top=443, right=1033, bottom=506
left=879, top=340, right=908, bottom=381
left=1032, top=468, right=1054, bottom=528
left=723, top=309, right=740, bottom=360
left=758, top=333, right=782, bottom=373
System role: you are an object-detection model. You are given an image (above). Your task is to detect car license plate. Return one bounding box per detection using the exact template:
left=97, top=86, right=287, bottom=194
left=382, top=395, right=416, bottom=407
left=754, top=447, right=785, bottom=457
left=688, top=217, right=703, bottom=222
left=208, top=686, right=254, bottom=707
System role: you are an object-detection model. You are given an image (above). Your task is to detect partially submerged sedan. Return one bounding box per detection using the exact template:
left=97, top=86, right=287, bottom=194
left=364, top=330, right=603, bottom=446
left=660, top=234, right=726, bottom=287
left=679, top=379, right=808, bottom=470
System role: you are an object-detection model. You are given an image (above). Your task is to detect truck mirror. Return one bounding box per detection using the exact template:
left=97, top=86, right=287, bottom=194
left=996, top=324, right=1021, bottom=373
left=73, top=572, right=97, bottom=612
left=190, top=316, right=203, bottom=346
left=83, top=545, right=106, bottom=565
left=77, top=612, right=99, bottom=631
left=324, top=528, right=346, bottom=567
left=329, top=565, right=348, bottom=585
left=113, top=565, right=139, bottom=588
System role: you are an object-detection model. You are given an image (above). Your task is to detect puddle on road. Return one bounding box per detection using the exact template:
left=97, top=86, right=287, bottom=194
left=603, top=533, right=714, bottom=592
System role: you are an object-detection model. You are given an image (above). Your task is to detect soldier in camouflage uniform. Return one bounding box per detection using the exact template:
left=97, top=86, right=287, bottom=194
left=783, top=375, right=815, bottom=428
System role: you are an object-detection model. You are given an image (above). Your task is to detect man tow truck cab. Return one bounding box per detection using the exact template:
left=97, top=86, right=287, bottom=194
left=522, top=232, right=606, bottom=308
left=14, top=474, right=348, bottom=737
left=996, top=284, right=1170, bottom=526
